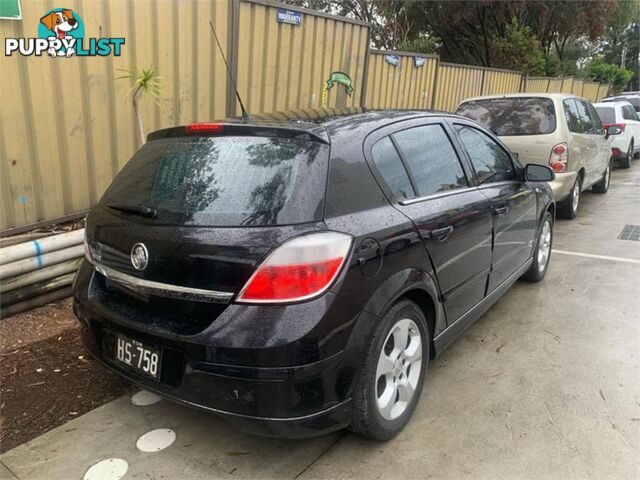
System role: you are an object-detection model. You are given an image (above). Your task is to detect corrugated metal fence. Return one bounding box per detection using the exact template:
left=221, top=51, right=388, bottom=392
left=364, top=50, right=438, bottom=109
left=0, top=0, right=613, bottom=232
left=524, top=76, right=609, bottom=102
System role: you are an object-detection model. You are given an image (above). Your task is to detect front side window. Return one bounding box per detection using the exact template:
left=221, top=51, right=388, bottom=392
left=587, top=103, right=603, bottom=134
left=575, top=100, right=596, bottom=134
left=392, top=124, right=468, bottom=196
left=563, top=99, right=581, bottom=133
left=370, top=137, right=415, bottom=200
left=455, top=125, right=516, bottom=185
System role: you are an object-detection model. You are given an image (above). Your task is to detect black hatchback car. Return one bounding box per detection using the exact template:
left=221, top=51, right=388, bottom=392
left=74, top=108, right=556, bottom=441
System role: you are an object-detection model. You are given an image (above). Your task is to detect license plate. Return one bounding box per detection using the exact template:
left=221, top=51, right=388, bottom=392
left=114, top=335, right=161, bottom=380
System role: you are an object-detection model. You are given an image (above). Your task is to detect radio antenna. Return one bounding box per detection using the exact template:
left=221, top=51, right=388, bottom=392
left=209, top=20, right=249, bottom=122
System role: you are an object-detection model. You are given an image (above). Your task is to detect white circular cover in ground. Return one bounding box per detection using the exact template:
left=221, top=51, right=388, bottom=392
left=136, top=428, right=176, bottom=452
left=83, top=458, right=128, bottom=480
left=131, top=390, right=162, bottom=406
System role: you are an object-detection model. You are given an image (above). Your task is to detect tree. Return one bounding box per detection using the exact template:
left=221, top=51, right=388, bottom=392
left=116, top=65, right=164, bottom=147
left=585, top=59, right=633, bottom=91
left=492, top=19, right=546, bottom=74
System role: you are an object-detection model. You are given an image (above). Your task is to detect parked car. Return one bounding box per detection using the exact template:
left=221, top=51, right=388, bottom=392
left=456, top=93, right=621, bottom=219
left=603, top=94, right=640, bottom=113
left=73, top=108, right=556, bottom=441
left=594, top=101, right=640, bottom=168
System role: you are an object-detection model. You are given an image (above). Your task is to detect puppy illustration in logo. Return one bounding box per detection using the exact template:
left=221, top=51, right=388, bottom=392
left=39, top=9, right=78, bottom=57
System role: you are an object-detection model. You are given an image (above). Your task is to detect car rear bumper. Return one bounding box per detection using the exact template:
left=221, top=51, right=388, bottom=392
left=82, top=336, right=352, bottom=438
left=548, top=171, right=578, bottom=201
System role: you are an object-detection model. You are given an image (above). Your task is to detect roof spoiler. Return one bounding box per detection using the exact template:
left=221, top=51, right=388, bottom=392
left=147, top=122, right=329, bottom=144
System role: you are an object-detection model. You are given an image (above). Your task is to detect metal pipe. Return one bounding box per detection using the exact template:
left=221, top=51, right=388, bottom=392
left=0, top=245, right=84, bottom=279
left=0, top=258, right=83, bottom=293
left=0, top=229, right=84, bottom=265
left=1, top=273, right=75, bottom=307
left=0, top=287, right=73, bottom=319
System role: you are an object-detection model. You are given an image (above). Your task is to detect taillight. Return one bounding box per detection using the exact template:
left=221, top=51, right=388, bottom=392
left=237, top=232, right=353, bottom=303
left=603, top=123, right=626, bottom=132
left=549, top=142, right=568, bottom=173
left=186, top=123, right=224, bottom=134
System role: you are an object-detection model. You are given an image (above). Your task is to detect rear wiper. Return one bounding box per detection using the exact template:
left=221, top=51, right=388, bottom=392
left=107, top=203, right=158, bottom=218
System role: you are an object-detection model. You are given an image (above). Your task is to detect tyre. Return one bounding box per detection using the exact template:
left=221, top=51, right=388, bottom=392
left=557, top=176, right=581, bottom=219
left=349, top=299, right=429, bottom=441
left=618, top=142, right=632, bottom=169
left=522, top=211, right=553, bottom=282
left=592, top=159, right=611, bottom=193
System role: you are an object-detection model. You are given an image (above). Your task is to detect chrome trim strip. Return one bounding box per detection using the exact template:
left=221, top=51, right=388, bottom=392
left=399, top=186, right=478, bottom=206
left=89, top=258, right=234, bottom=303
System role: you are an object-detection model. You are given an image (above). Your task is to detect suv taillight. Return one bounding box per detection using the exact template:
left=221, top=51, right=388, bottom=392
left=549, top=142, right=568, bottom=173
left=237, top=232, right=353, bottom=303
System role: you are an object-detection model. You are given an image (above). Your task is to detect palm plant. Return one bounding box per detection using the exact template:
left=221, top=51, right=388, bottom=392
left=116, top=64, right=164, bottom=147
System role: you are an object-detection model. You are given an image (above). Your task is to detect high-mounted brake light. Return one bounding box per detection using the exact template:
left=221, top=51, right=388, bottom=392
left=237, top=232, right=353, bottom=303
left=186, top=123, right=224, bottom=134
left=549, top=142, right=568, bottom=173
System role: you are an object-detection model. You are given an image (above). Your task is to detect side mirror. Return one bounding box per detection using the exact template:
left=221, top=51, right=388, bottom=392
left=605, top=125, right=623, bottom=138
left=524, top=164, right=555, bottom=182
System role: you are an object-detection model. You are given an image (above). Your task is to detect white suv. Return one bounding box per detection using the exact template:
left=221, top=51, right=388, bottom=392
left=456, top=93, right=622, bottom=219
left=594, top=101, right=640, bottom=169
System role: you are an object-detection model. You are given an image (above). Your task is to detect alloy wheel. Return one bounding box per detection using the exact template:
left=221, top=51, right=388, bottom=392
left=572, top=181, right=580, bottom=214
left=375, top=318, right=422, bottom=421
left=537, top=220, right=552, bottom=273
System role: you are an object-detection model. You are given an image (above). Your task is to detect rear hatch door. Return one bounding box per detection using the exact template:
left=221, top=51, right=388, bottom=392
left=86, top=128, right=330, bottom=308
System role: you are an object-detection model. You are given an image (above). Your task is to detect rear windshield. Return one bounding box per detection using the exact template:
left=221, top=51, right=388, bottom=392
left=99, top=136, right=329, bottom=226
left=594, top=106, right=616, bottom=124
left=456, top=97, right=556, bottom=136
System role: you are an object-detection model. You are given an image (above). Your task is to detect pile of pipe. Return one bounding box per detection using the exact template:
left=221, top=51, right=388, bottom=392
left=0, top=229, right=84, bottom=318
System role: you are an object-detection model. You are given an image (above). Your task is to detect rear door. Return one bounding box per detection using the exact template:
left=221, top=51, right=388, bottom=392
left=367, top=117, right=493, bottom=324
left=451, top=121, right=538, bottom=292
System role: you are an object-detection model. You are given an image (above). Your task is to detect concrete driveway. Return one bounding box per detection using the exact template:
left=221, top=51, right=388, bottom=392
left=2, top=166, right=639, bottom=480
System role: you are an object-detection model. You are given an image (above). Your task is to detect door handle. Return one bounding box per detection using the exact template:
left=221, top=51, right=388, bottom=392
left=494, top=206, right=508, bottom=215
left=429, top=226, right=454, bottom=241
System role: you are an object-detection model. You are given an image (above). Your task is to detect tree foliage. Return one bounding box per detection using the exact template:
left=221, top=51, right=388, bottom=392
left=491, top=19, right=546, bottom=75
left=288, top=0, right=637, bottom=88
left=585, top=59, right=633, bottom=91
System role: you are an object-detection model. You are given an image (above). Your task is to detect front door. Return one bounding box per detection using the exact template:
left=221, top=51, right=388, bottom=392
left=452, top=122, right=538, bottom=292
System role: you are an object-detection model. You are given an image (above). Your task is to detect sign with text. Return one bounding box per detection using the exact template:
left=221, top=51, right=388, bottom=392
left=276, top=8, right=302, bottom=26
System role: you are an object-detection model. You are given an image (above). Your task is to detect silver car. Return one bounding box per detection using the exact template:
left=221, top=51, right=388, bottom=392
left=456, top=93, right=621, bottom=219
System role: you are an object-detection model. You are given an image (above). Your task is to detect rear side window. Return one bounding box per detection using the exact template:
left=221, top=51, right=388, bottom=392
left=371, top=137, right=415, bottom=200
left=456, top=97, right=556, bottom=135
left=99, top=136, right=329, bottom=226
left=393, top=125, right=468, bottom=196
left=455, top=125, right=516, bottom=184
left=622, top=106, right=639, bottom=121
left=595, top=106, right=616, bottom=124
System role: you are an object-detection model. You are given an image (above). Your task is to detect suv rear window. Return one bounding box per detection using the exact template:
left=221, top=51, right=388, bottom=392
left=456, top=97, right=556, bottom=136
left=594, top=106, right=616, bottom=124
left=99, top=136, right=329, bottom=226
